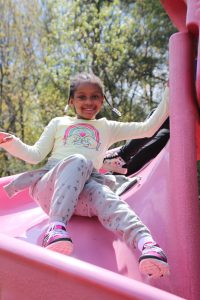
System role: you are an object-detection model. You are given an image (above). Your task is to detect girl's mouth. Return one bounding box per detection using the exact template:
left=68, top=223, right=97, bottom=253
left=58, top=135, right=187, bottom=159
left=82, top=108, right=96, bottom=113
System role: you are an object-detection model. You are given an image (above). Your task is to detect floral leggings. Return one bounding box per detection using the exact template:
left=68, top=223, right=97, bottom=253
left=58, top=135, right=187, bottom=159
left=30, top=154, right=152, bottom=249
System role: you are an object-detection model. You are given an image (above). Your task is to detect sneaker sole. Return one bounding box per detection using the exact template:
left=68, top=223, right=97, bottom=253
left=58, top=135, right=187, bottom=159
left=46, top=240, right=73, bottom=256
left=139, top=258, right=170, bottom=279
left=103, top=163, right=127, bottom=174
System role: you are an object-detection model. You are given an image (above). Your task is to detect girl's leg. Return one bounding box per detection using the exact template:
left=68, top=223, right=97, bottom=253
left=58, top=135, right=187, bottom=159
left=31, top=154, right=93, bottom=223
left=30, top=154, right=93, bottom=254
left=75, top=179, right=169, bottom=278
left=77, top=179, right=152, bottom=248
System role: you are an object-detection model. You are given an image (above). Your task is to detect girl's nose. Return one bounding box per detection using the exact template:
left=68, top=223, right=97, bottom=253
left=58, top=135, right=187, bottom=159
left=85, top=97, right=93, bottom=103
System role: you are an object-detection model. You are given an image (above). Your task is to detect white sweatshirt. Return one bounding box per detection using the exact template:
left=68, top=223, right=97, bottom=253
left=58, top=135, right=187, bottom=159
left=1, top=87, right=169, bottom=170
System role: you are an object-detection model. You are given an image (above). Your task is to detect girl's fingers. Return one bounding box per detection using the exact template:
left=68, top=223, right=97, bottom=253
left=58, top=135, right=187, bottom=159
left=0, top=136, right=13, bottom=143
left=3, top=136, right=13, bottom=142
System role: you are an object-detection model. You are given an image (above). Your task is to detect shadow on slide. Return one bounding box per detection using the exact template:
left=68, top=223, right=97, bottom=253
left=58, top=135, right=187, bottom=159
left=0, top=143, right=193, bottom=299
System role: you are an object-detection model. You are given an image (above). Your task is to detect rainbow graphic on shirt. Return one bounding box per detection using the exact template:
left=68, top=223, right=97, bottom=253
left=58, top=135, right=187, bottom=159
left=63, top=123, right=101, bottom=151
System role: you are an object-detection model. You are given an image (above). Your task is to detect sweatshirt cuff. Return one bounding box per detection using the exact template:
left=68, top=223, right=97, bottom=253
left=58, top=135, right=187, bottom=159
left=0, top=136, right=19, bottom=150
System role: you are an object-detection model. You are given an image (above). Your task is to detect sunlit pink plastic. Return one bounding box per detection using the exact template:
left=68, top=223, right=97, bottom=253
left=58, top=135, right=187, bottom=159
left=0, top=146, right=185, bottom=300
left=161, top=0, right=200, bottom=109
left=1, top=1, right=200, bottom=299
left=186, top=0, right=200, bottom=106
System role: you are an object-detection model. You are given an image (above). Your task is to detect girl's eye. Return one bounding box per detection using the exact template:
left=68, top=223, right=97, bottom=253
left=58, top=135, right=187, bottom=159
left=78, top=95, right=86, bottom=100
left=91, top=95, right=100, bottom=100
left=76, top=94, right=102, bottom=101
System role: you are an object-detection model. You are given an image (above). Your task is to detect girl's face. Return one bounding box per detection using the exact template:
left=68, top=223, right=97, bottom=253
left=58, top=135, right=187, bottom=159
left=69, top=82, right=104, bottom=120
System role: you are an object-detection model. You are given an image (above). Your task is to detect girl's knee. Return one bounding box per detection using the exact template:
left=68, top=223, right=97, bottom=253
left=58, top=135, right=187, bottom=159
left=58, top=155, right=93, bottom=180
left=62, top=154, right=93, bottom=168
left=73, top=154, right=91, bottom=165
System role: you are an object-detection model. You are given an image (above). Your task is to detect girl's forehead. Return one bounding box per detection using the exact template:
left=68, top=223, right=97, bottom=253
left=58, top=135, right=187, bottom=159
left=75, top=82, right=103, bottom=94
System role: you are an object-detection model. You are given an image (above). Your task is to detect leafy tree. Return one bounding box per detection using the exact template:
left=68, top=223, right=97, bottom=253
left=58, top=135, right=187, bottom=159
left=36, top=0, right=176, bottom=121
left=0, top=0, right=176, bottom=176
left=0, top=0, right=43, bottom=173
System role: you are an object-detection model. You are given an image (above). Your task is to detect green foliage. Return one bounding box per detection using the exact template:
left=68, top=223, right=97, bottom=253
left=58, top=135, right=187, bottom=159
left=0, top=0, right=176, bottom=176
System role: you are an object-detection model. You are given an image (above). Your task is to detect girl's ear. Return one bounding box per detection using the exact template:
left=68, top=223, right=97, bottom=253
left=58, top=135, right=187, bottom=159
left=69, top=97, right=74, bottom=107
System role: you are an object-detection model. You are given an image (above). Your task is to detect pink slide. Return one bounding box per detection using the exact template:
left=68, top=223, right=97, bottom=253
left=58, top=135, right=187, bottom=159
left=0, top=1, right=200, bottom=299
left=0, top=145, right=188, bottom=300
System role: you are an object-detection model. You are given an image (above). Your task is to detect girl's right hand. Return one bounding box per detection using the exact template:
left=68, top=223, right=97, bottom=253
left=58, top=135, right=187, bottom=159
left=0, top=132, right=13, bottom=144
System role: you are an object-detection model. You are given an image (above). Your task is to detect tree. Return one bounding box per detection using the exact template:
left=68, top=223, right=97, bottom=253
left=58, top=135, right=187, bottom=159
left=0, top=0, right=43, bottom=174
left=0, top=0, right=176, bottom=176
left=39, top=0, right=175, bottom=120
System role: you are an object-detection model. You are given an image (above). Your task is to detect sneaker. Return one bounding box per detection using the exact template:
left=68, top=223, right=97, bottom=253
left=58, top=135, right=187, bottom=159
left=42, top=225, right=73, bottom=255
left=103, top=154, right=127, bottom=174
left=139, top=242, right=170, bottom=279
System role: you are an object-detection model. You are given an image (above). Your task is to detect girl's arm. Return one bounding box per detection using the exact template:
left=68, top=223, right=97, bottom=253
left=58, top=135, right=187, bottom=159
left=0, top=118, right=58, bottom=164
left=140, top=86, right=169, bottom=136
left=108, top=86, right=169, bottom=145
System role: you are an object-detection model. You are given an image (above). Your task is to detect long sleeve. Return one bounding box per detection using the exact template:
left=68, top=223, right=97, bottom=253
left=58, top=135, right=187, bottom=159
left=0, top=118, right=58, bottom=164
left=0, top=88, right=169, bottom=170
left=107, top=86, right=169, bottom=146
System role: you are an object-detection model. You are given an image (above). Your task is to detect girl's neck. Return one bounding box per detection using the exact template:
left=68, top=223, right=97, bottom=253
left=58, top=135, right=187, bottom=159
left=76, top=115, right=96, bottom=121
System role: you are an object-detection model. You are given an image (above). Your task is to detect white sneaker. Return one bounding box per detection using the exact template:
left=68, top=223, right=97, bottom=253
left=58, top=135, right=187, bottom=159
left=42, top=225, right=73, bottom=255
left=103, top=155, right=127, bottom=174
left=139, top=242, right=170, bottom=279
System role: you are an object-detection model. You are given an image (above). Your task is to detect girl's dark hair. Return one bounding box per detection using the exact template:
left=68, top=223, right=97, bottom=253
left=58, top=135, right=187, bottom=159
left=66, top=72, right=121, bottom=117
left=68, top=72, right=105, bottom=100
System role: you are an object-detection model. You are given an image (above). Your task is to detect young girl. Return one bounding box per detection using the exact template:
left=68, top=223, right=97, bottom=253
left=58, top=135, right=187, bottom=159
left=0, top=72, right=169, bottom=279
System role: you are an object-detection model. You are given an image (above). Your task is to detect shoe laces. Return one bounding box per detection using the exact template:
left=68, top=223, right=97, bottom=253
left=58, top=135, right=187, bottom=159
left=142, top=242, right=167, bottom=261
left=43, top=225, right=70, bottom=246
left=142, top=242, right=162, bottom=254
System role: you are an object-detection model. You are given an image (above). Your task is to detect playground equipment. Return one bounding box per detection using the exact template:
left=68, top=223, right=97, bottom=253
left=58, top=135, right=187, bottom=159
left=0, top=145, right=186, bottom=300
left=0, top=0, right=200, bottom=299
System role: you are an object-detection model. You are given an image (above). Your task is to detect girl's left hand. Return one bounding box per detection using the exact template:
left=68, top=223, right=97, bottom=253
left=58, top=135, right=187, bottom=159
left=0, top=132, right=13, bottom=144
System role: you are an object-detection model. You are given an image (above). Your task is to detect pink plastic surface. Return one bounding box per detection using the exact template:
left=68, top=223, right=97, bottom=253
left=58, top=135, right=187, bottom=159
left=160, top=0, right=187, bottom=32
left=160, top=0, right=200, bottom=108
left=1, top=1, right=200, bottom=299
left=185, top=0, right=200, bottom=108
left=0, top=146, right=186, bottom=300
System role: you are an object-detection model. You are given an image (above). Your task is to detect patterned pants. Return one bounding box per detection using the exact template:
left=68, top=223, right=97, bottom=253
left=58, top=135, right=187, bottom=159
left=30, top=154, right=151, bottom=249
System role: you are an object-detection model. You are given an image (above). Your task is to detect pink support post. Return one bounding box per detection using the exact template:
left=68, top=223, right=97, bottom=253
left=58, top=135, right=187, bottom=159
left=160, top=0, right=187, bottom=32
left=186, top=0, right=200, bottom=106
left=169, top=32, right=200, bottom=300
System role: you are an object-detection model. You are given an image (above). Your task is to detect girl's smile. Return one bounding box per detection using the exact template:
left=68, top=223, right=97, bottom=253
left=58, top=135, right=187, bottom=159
left=69, top=83, right=104, bottom=120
